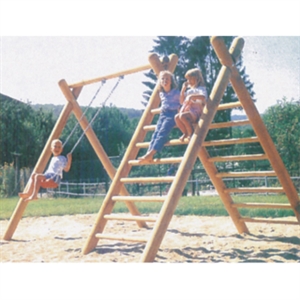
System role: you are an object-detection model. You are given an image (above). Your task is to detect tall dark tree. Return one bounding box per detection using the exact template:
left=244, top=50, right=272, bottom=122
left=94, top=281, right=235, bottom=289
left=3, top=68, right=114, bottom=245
left=142, top=36, right=256, bottom=159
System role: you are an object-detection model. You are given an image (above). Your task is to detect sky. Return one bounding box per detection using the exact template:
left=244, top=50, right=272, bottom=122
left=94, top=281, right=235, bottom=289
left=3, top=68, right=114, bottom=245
left=1, top=1, right=299, bottom=300
left=1, top=2, right=299, bottom=115
left=1, top=35, right=299, bottom=115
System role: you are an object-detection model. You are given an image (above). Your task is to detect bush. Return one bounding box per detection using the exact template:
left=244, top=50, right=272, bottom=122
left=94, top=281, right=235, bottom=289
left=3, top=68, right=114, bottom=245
left=0, top=163, right=15, bottom=197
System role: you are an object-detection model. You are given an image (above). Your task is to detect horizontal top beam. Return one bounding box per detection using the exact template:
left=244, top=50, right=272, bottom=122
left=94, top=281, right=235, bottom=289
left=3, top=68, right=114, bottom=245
left=67, top=64, right=151, bottom=88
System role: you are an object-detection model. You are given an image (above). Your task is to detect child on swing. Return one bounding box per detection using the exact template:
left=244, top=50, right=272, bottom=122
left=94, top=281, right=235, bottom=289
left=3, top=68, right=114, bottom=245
left=175, top=68, right=208, bottom=142
left=19, top=139, right=72, bottom=201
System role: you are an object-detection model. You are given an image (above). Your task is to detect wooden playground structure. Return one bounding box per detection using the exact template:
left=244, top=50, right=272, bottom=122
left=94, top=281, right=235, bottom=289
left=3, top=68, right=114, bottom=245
left=3, top=36, right=300, bottom=262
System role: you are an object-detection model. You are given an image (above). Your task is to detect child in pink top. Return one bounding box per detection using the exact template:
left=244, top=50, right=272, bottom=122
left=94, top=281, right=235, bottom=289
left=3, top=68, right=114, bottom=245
left=175, top=68, right=208, bottom=141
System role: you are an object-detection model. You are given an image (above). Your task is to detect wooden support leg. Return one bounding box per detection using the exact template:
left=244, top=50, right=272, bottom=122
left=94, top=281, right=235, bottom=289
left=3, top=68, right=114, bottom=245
left=213, top=38, right=300, bottom=223
left=140, top=37, right=246, bottom=262
left=58, top=79, right=148, bottom=229
left=82, top=54, right=179, bottom=255
left=3, top=102, right=74, bottom=240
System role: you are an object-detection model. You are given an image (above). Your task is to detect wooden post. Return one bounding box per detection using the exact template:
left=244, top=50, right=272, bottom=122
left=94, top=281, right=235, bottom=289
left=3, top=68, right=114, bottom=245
left=58, top=80, right=147, bottom=228
left=3, top=100, right=75, bottom=240
left=215, top=38, right=300, bottom=222
left=82, top=54, right=179, bottom=255
left=140, top=37, right=247, bottom=262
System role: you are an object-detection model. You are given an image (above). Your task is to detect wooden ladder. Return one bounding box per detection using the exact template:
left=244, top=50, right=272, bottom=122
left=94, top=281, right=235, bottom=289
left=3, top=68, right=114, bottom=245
left=82, top=36, right=300, bottom=262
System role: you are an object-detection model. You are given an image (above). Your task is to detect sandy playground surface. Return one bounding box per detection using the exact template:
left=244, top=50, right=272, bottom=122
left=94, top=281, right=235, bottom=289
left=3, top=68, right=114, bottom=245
left=1, top=214, right=299, bottom=263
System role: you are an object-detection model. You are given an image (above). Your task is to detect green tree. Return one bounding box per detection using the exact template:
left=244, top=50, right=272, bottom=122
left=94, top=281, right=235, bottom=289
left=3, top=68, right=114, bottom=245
left=262, top=97, right=300, bottom=174
left=60, top=105, right=135, bottom=181
left=141, top=36, right=256, bottom=158
left=0, top=94, right=55, bottom=168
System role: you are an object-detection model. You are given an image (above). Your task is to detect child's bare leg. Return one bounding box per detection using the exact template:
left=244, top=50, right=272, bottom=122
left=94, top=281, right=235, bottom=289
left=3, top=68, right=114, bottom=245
left=24, top=174, right=46, bottom=201
left=19, top=173, right=37, bottom=198
left=180, top=114, right=194, bottom=138
left=175, top=114, right=188, bottom=142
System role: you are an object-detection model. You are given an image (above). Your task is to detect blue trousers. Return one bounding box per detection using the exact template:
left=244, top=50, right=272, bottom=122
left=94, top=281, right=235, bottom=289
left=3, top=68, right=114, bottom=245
left=148, top=110, right=177, bottom=153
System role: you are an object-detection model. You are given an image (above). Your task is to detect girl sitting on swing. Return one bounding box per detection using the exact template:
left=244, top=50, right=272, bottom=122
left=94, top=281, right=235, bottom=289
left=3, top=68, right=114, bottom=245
left=19, top=139, right=72, bottom=202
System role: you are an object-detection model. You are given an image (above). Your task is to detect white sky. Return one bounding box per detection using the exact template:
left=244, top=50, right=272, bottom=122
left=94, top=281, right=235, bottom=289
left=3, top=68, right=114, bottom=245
left=1, top=35, right=299, bottom=114
left=1, top=1, right=299, bottom=300
left=1, top=2, right=299, bottom=115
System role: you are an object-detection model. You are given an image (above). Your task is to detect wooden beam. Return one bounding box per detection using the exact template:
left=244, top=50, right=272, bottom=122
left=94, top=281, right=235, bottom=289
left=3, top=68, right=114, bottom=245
left=140, top=37, right=248, bottom=262
left=3, top=100, right=75, bottom=240
left=82, top=54, right=179, bottom=255
left=68, top=64, right=151, bottom=88
left=58, top=79, right=147, bottom=229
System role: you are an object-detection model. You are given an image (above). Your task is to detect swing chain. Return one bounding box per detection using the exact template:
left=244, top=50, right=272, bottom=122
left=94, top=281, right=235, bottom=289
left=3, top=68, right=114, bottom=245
left=69, top=75, right=124, bottom=154
left=63, top=80, right=106, bottom=148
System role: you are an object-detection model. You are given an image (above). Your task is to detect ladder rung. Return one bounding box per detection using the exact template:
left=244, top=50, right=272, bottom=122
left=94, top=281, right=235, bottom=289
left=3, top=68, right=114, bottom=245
left=217, top=101, right=243, bottom=110
left=120, top=176, right=175, bottom=184
left=224, top=187, right=284, bottom=193
left=136, top=137, right=260, bottom=149
left=151, top=108, right=161, bottom=115
left=240, top=217, right=299, bottom=225
left=147, top=120, right=251, bottom=132
left=112, top=196, right=165, bottom=202
left=208, top=154, right=268, bottom=162
left=232, top=203, right=293, bottom=209
left=204, top=137, right=259, bottom=147
left=149, top=103, right=242, bottom=114
left=216, top=171, right=277, bottom=178
left=128, top=157, right=183, bottom=166
left=95, top=233, right=148, bottom=243
left=104, top=214, right=157, bottom=222
left=209, top=120, right=251, bottom=129
left=143, top=125, right=156, bottom=131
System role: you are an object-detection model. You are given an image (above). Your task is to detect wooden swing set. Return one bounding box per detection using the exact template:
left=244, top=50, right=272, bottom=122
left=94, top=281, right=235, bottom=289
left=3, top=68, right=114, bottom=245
left=3, top=36, right=300, bottom=262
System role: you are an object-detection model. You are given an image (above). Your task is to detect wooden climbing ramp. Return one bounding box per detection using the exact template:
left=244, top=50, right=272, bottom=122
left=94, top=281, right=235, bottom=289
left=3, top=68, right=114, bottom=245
left=82, top=36, right=300, bottom=262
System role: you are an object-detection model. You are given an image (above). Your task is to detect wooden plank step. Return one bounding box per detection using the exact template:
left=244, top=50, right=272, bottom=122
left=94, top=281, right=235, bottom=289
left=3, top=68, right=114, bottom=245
left=209, top=120, right=251, bottom=129
left=150, top=101, right=243, bottom=115
left=224, top=187, right=284, bottom=193
left=120, top=176, right=175, bottom=184
left=216, top=171, right=277, bottom=178
left=95, top=233, right=148, bottom=243
left=203, top=137, right=260, bottom=147
left=217, top=101, right=243, bottom=110
left=144, top=120, right=250, bottom=132
left=143, top=125, right=156, bottom=131
left=151, top=101, right=242, bottom=115
left=232, top=203, right=293, bottom=209
left=240, top=217, right=299, bottom=225
left=136, top=137, right=260, bottom=149
left=128, top=157, right=183, bottom=166
left=104, top=214, right=157, bottom=222
left=151, top=108, right=161, bottom=115
left=112, top=196, right=165, bottom=202
left=208, top=154, right=268, bottom=162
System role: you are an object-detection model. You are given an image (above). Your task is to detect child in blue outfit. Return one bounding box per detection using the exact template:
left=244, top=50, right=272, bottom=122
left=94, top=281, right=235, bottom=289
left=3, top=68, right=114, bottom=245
left=19, top=139, right=72, bottom=201
left=138, top=70, right=180, bottom=161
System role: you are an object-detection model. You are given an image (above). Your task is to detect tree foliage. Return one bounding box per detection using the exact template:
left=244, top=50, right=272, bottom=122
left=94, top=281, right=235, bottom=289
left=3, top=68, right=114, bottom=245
left=262, top=97, right=300, bottom=174
left=0, top=94, right=55, bottom=168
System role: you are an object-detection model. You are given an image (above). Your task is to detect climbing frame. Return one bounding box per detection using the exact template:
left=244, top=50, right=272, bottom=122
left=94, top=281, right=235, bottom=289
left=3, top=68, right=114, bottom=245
left=82, top=36, right=300, bottom=262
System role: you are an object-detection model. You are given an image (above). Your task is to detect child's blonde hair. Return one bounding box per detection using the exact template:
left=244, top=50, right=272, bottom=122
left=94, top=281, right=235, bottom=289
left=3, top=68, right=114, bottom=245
left=185, top=68, right=205, bottom=86
left=51, top=139, right=63, bottom=146
left=158, top=70, right=178, bottom=91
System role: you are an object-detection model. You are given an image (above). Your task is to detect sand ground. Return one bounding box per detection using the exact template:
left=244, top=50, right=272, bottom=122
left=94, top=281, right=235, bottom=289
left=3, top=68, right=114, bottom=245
left=1, top=214, right=299, bottom=263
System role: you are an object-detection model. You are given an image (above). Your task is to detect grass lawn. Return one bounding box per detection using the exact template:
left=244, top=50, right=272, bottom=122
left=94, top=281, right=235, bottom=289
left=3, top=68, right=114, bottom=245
left=0, top=194, right=296, bottom=220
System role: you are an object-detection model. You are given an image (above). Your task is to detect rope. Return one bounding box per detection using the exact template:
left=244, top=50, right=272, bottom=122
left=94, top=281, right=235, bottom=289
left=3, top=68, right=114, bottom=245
left=69, top=76, right=123, bottom=154
left=63, top=80, right=106, bottom=148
